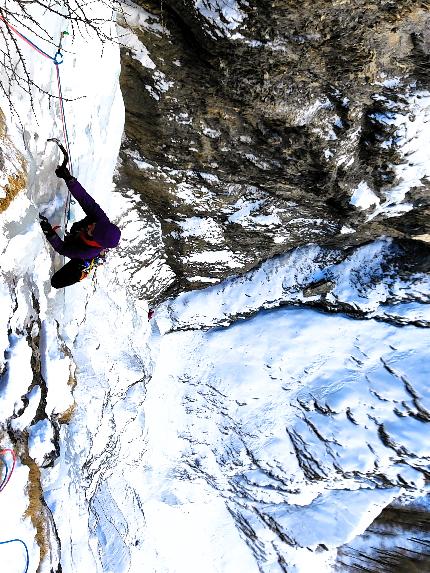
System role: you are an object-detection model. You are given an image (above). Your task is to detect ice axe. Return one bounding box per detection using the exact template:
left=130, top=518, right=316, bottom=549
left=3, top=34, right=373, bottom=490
left=47, top=137, right=69, bottom=170
left=47, top=137, right=74, bottom=226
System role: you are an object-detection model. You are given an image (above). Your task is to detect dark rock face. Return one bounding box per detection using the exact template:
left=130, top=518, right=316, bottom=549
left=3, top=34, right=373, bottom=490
left=117, top=0, right=430, bottom=302
left=337, top=500, right=430, bottom=572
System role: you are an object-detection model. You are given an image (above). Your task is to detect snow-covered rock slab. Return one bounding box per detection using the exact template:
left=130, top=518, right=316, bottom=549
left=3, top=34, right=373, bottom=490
left=132, top=305, right=430, bottom=571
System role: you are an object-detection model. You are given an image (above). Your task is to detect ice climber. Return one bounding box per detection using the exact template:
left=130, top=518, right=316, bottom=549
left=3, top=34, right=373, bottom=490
left=39, top=164, right=121, bottom=288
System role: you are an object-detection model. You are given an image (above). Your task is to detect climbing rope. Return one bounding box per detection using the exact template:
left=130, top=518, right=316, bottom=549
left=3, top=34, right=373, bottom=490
left=0, top=455, right=7, bottom=487
left=0, top=539, right=29, bottom=573
left=0, top=449, right=16, bottom=492
left=0, top=15, right=58, bottom=61
left=0, top=450, right=29, bottom=572
left=0, top=16, right=74, bottom=226
left=55, top=64, right=74, bottom=228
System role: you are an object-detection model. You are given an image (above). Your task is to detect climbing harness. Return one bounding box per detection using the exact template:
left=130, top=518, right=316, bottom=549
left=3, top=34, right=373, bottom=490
left=0, top=539, right=29, bottom=573
left=80, top=252, right=107, bottom=282
left=80, top=259, right=95, bottom=281
left=0, top=17, right=74, bottom=227
left=0, top=449, right=16, bottom=492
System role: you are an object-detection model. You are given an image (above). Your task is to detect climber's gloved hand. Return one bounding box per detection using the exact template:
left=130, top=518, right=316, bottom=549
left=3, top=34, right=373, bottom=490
left=39, top=214, right=56, bottom=237
left=55, top=164, right=74, bottom=182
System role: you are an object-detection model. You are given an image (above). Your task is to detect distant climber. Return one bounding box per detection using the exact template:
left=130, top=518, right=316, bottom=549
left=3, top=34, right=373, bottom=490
left=40, top=164, right=121, bottom=288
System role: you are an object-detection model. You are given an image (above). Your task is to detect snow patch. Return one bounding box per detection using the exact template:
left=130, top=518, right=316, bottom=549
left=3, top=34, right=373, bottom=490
left=184, top=249, right=242, bottom=268
left=177, top=217, right=224, bottom=244
left=350, top=181, right=380, bottom=210
left=369, top=90, right=430, bottom=219
left=29, top=419, right=55, bottom=465
left=194, top=0, right=246, bottom=38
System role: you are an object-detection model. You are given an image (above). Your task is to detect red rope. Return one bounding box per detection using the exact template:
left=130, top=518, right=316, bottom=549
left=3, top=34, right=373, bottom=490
left=55, top=64, right=72, bottom=172
left=0, top=449, right=17, bottom=492
left=0, top=15, right=73, bottom=228
left=0, top=15, right=53, bottom=60
left=55, top=64, right=73, bottom=226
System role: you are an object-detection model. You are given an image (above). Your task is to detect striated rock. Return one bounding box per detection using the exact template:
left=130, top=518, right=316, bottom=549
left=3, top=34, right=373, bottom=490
left=337, top=499, right=430, bottom=572
left=117, top=0, right=430, bottom=301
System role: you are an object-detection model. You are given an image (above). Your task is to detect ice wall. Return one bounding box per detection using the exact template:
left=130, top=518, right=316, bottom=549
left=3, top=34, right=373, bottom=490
left=0, top=4, right=127, bottom=571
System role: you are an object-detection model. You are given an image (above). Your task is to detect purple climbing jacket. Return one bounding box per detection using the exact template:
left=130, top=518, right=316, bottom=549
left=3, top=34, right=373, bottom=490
left=47, top=179, right=121, bottom=260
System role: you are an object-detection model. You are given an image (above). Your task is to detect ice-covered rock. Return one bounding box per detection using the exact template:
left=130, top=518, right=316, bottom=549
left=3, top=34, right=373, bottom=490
left=0, top=0, right=429, bottom=572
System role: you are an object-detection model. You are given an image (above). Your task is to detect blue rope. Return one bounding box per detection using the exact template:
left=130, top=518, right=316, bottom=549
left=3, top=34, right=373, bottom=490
left=11, top=30, right=52, bottom=60
left=0, top=16, right=57, bottom=62
left=0, top=539, right=29, bottom=573
left=22, top=35, right=53, bottom=59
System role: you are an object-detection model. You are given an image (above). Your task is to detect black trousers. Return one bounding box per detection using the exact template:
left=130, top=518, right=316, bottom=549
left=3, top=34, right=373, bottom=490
left=51, top=259, right=85, bottom=289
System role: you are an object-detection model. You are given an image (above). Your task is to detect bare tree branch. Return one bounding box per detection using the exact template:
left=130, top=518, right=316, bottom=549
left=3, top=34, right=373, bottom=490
left=0, top=0, right=120, bottom=121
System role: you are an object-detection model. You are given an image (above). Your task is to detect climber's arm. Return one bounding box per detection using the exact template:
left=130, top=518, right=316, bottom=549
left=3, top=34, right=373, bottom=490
left=66, top=179, right=110, bottom=223
left=47, top=232, right=100, bottom=259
